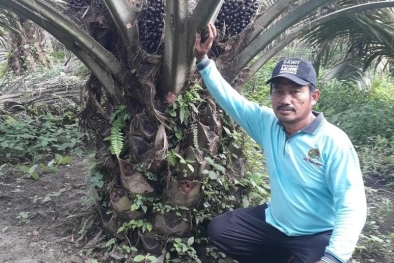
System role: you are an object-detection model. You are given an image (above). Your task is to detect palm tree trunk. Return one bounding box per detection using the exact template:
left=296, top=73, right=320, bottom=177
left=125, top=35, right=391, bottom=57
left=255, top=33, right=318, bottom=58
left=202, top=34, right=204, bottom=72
left=8, top=14, right=50, bottom=75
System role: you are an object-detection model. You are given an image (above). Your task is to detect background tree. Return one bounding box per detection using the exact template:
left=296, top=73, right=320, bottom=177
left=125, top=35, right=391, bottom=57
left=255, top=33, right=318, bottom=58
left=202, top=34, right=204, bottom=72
left=304, top=5, right=394, bottom=87
left=0, top=10, right=51, bottom=75
left=1, top=0, right=394, bottom=262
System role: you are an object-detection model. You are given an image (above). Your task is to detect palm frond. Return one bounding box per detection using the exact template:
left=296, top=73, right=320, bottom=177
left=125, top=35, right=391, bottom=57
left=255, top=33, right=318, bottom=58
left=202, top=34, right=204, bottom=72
left=303, top=5, right=394, bottom=82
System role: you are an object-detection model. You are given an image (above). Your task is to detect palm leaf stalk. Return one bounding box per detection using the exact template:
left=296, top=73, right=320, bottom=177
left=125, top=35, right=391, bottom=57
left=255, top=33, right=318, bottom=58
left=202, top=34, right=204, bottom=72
left=237, top=1, right=394, bottom=88
left=304, top=4, right=394, bottom=82
left=223, top=0, right=336, bottom=81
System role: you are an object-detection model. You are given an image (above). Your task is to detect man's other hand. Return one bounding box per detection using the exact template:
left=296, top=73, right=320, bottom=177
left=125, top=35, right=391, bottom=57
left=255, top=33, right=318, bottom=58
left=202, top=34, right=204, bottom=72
left=194, top=23, right=217, bottom=62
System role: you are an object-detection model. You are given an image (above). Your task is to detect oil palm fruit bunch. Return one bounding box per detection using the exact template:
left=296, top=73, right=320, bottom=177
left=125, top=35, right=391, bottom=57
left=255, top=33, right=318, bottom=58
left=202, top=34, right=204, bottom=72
left=138, top=0, right=165, bottom=54
left=210, top=0, right=259, bottom=57
left=215, top=0, right=259, bottom=40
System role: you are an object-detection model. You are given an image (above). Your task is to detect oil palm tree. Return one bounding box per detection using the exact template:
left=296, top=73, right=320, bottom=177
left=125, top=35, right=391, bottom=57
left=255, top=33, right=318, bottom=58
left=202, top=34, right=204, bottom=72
left=0, top=10, right=51, bottom=75
left=1, top=0, right=394, bottom=262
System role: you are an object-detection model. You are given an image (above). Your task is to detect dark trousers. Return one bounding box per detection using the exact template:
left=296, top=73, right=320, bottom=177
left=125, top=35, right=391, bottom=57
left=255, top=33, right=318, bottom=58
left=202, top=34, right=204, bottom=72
left=208, top=204, right=332, bottom=263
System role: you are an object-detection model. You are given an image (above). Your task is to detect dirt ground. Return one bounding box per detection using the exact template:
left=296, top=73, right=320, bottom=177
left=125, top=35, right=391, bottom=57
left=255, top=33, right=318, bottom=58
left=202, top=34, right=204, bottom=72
left=0, top=156, right=96, bottom=263
left=0, top=156, right=393, bottom=263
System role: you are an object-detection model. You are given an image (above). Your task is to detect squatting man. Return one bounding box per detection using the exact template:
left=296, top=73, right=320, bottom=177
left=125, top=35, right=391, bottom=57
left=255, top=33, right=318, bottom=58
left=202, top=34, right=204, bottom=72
left=193, top=23, right=367, bottom=263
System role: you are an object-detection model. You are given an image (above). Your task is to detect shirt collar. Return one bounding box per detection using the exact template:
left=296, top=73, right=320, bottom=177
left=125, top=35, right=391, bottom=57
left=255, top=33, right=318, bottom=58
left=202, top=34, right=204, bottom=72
left=302, top=111, right=324, bottom=134
left=277, top=111, right=325, bottom=134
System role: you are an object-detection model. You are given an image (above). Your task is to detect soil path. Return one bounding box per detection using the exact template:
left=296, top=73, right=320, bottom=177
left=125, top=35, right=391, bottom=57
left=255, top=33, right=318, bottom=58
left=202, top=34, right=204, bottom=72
left=0, top=156, right=92, bottom=263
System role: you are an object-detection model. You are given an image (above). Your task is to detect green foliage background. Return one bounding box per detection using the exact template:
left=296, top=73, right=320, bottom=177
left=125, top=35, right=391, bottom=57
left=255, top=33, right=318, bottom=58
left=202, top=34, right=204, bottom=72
left=0, top=103, right=85, bottom=163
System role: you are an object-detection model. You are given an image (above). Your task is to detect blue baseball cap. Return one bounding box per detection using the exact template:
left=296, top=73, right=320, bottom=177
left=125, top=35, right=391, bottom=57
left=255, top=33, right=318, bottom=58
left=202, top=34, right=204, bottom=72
left=266, top=57, right=317, bottom=87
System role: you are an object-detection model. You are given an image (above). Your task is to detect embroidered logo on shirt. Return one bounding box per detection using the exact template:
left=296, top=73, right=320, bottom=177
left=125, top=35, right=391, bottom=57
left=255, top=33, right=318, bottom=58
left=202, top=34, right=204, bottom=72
left=308, top=148, right=320, bottom=160
left=303, top=148, right=322, bottom=166
left=279, top=60, right=301, bottom=75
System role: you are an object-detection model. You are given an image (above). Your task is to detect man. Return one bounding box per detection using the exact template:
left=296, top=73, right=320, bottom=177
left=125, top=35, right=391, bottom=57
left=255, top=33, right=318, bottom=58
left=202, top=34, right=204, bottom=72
left=194, top=23, right=367, bottom=263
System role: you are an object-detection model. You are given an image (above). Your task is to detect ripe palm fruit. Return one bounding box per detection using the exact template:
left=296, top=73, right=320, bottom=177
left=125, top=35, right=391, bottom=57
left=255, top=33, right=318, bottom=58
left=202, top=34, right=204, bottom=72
left=209, top=0, right=259, bottom=57
left=138, top=0, right=165, bottom=54
left=215, top=0, right=259, bottom=40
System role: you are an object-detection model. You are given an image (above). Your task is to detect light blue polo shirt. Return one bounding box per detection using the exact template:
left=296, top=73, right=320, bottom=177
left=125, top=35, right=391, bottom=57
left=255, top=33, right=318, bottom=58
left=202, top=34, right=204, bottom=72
left=198, top=59, right=367, bottom=262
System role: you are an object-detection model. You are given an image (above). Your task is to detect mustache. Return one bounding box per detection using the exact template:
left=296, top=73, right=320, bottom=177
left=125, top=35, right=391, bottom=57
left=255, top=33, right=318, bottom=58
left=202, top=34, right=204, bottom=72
left=277, top=105, right=295, bottom=111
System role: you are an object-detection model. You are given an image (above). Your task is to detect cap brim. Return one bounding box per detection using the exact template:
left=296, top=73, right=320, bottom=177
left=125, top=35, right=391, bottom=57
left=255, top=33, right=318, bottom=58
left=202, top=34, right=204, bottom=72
left=266, top=74, right=310, bottom=86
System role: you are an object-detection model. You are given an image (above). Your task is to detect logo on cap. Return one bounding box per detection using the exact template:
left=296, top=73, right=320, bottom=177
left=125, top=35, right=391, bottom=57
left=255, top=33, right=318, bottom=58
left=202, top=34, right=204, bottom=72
left=279, top=60, right=301, bottom=75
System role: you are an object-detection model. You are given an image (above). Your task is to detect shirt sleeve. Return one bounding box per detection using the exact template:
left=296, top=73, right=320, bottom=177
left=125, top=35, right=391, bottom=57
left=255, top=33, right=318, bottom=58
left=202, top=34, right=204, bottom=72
left=198, top=59, right=272, bottom=144
left=324, top=140, right=367, bottom=262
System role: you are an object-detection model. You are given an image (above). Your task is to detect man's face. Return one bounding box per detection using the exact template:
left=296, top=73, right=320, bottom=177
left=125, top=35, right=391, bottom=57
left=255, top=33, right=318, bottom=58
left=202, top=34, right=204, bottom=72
left=271, top=78, right=320, bottom=125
